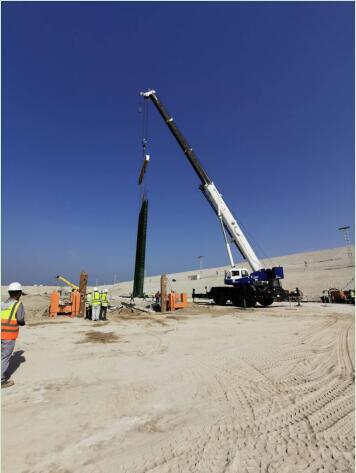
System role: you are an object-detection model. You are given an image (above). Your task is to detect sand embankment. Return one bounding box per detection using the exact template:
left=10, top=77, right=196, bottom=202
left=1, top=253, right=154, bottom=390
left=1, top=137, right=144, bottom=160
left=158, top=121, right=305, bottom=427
left=1, top=246, right=354, bottom=322
left=111, top=245, right=355, bottom=301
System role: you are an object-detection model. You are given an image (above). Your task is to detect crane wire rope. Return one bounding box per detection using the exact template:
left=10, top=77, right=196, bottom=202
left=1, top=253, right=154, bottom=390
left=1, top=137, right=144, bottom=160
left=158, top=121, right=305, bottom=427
left=229, top=212, right=277, bottom=269
left=342, top=276, right=354, bottom=291
left=138, top=96, right=149, bottom=207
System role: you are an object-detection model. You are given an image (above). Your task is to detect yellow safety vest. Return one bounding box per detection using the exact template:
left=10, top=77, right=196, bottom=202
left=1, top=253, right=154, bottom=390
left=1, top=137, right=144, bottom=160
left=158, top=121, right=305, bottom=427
left=101, top=293, right=108, bottom=307
left=86, top=293, right=92, bottom=305
left=92, top=291, right=101, bottom=306
left=1, top=302, right=21, bottom=340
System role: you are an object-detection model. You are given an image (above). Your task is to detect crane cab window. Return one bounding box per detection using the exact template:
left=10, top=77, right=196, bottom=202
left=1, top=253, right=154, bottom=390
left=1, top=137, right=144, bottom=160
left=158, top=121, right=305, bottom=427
left=241, top=270, right=249, bottom=277
left=231, top=270, right=240, bottom=277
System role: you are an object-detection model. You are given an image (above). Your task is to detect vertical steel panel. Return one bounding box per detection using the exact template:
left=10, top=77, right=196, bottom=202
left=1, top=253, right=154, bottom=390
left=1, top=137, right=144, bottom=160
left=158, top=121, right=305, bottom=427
left=132, top=199, right=149, bottom=297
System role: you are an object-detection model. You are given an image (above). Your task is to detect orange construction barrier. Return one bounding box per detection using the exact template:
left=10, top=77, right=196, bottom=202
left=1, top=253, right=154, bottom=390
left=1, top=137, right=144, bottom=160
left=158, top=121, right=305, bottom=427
left=167, top=292, right=188, bottom=311
left=49, top=292, right=60, bottom=317
left=70, top=291, right=81, bottom=317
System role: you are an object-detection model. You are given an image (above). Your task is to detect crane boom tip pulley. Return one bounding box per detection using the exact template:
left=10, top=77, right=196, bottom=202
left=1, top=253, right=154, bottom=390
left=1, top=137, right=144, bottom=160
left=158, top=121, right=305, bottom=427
left=140, top=89, right=156, bottom=98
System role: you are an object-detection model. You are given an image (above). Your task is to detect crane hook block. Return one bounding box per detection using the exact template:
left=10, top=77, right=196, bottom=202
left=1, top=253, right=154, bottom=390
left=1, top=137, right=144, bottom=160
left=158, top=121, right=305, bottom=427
left=138, top=154, right=150, bottom=185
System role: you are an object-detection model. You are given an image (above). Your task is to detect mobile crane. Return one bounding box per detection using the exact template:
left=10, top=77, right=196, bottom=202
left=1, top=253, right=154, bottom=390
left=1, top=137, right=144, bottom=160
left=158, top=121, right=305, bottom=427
left=141, top=89, right=285, bottom=307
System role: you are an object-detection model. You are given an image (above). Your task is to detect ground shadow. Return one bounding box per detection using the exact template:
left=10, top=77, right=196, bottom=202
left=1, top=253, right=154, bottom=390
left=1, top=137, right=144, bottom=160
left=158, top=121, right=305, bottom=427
left=5, top=350, right=26, bottom=378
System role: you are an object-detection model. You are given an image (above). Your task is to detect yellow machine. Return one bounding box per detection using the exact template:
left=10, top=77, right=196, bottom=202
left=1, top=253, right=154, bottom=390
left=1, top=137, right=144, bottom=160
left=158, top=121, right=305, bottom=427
left=56, top=275, right=79, bottom=290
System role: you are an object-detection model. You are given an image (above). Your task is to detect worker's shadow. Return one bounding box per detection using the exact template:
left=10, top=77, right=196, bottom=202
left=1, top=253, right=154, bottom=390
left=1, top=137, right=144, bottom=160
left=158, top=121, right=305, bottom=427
left=5, top=350, right=26, bottom=379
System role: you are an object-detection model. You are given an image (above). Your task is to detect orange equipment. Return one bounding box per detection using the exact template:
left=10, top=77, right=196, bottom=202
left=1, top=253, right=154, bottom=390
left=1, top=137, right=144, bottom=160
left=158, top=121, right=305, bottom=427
left=49, top=272, right=88, bottom=318
left=49, top=290, right=81, bottom=317
left=167, top=292, right=188, bottom=311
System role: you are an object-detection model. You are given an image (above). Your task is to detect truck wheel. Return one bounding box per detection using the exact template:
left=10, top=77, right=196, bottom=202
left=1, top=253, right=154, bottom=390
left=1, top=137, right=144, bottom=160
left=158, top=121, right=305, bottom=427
left=231, top=291, right=256, bottom=308
left=213, top=296, right=227, bottom=306
left=247, top=298, right=256, bottom=308
left=258, top=298, right=274, bottom=307
left=231, top=298, right=256, bottom=307
left=231, top=296, right=242, bottom=307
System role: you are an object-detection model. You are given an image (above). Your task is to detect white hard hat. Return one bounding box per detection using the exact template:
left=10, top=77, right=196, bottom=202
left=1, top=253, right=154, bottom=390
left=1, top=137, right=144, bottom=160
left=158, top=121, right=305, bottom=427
left=8, top=282, right=23, bottom=292
left=94, top=287, right=98, bottom=291
left=104, top=289, right=108, bottom=293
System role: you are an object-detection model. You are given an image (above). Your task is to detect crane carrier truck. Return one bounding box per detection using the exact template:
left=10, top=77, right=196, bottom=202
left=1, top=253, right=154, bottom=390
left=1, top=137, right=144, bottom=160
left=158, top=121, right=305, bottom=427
left=141, top=89, right=285, bottom=307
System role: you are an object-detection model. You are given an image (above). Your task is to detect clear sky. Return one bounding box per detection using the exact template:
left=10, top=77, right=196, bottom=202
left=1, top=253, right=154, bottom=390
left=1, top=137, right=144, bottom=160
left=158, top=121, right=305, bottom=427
left=2, top=1, right=354, bottom=285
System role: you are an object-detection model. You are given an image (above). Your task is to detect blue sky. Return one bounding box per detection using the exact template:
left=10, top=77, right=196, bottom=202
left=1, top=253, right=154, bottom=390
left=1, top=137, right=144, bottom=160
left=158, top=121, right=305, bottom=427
left=2, top=1, right=354, bottom=285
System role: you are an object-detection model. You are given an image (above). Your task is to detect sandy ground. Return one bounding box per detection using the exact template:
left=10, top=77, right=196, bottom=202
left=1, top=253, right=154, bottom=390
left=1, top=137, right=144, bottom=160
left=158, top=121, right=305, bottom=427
left=2, top=302, right=354, bottom=473
left=2, top=246, right=354, bottom=472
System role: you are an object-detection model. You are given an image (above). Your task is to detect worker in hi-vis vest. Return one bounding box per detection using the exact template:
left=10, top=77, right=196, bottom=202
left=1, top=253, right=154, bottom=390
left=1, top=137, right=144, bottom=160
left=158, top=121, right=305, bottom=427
left=100, top=289, right=109, bottom=321
left=86, top=291, right=92, bottom=320
left=1, top=282, right=26, bottom=388
left=91, top=288, right=101, bottom=321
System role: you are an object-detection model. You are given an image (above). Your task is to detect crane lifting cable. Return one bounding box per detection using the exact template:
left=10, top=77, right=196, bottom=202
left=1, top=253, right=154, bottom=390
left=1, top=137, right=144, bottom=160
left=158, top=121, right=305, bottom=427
left=133, top=97, right=150, bottom=298
left=138, top=97, right=151, bottom=186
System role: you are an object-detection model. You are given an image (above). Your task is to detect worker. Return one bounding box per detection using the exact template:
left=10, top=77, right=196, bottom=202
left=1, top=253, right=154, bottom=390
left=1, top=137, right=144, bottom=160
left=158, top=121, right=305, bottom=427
left=155, top=291, right=160, bottom=304
left=85, top=291, right=92, bottom=320
left=295, top=287, right=301, bottom=307
left=100, top=289, right=109, bottom=321
left=91, top=287, right=101, bottom=321
left=1, top=282, right=26, bottom=389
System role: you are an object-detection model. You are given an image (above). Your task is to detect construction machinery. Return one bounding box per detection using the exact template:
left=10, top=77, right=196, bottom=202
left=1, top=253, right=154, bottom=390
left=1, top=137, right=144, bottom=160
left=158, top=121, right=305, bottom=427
left=167, top=292, right=189, bottom=311
left=158, top=274, right=188, bottom=311
left=49, top=272, right=88, bottom=317
left=321, top=288, right=355, bottom=305
left=282, top=287, right=303, bottom=302
left=141, top=89, right=285, bottom=307
left=55, top=275, right=79, bottom=290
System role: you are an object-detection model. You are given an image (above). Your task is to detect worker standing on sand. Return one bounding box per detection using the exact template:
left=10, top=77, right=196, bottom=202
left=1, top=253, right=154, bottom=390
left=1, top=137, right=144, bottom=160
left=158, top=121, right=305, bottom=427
left=1, top=282, right=26, bottom=388
left=91, top=288, right=101, bottom=321
left=86, top=291, right=92, bottom=320
left=100, top=289, right=109, bottom=321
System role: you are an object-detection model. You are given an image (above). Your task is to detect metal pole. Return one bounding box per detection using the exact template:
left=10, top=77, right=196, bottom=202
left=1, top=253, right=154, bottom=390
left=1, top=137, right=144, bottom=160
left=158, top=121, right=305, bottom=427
left=198, top=255, right=203, bottom=273
left=338, top=226, right=353, bottom=263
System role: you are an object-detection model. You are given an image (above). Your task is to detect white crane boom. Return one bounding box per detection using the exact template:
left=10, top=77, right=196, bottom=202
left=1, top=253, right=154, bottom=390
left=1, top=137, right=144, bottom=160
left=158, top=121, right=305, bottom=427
left=203, top=183, right=262, bottom=272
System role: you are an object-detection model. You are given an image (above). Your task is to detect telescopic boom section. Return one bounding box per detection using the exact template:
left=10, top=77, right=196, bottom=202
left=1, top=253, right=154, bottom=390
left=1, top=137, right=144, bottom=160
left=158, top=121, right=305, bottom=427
left=140, top=90, right=211, bottom=185
left=140, top=89, right=263, bottom=273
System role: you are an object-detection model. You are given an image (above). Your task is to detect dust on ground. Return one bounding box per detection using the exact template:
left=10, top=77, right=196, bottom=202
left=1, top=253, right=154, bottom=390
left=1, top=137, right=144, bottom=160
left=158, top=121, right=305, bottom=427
left=78, top=330, right=120, bottom=344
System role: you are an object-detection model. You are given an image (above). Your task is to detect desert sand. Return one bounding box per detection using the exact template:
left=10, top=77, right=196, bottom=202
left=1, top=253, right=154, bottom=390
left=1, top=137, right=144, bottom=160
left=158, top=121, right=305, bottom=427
left=1, top=246, right=354, bottom=472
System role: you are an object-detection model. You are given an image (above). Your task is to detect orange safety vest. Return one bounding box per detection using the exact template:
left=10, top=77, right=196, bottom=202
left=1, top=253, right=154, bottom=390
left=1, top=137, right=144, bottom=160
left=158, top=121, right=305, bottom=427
left=1, top=301, right=21, bottom=341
